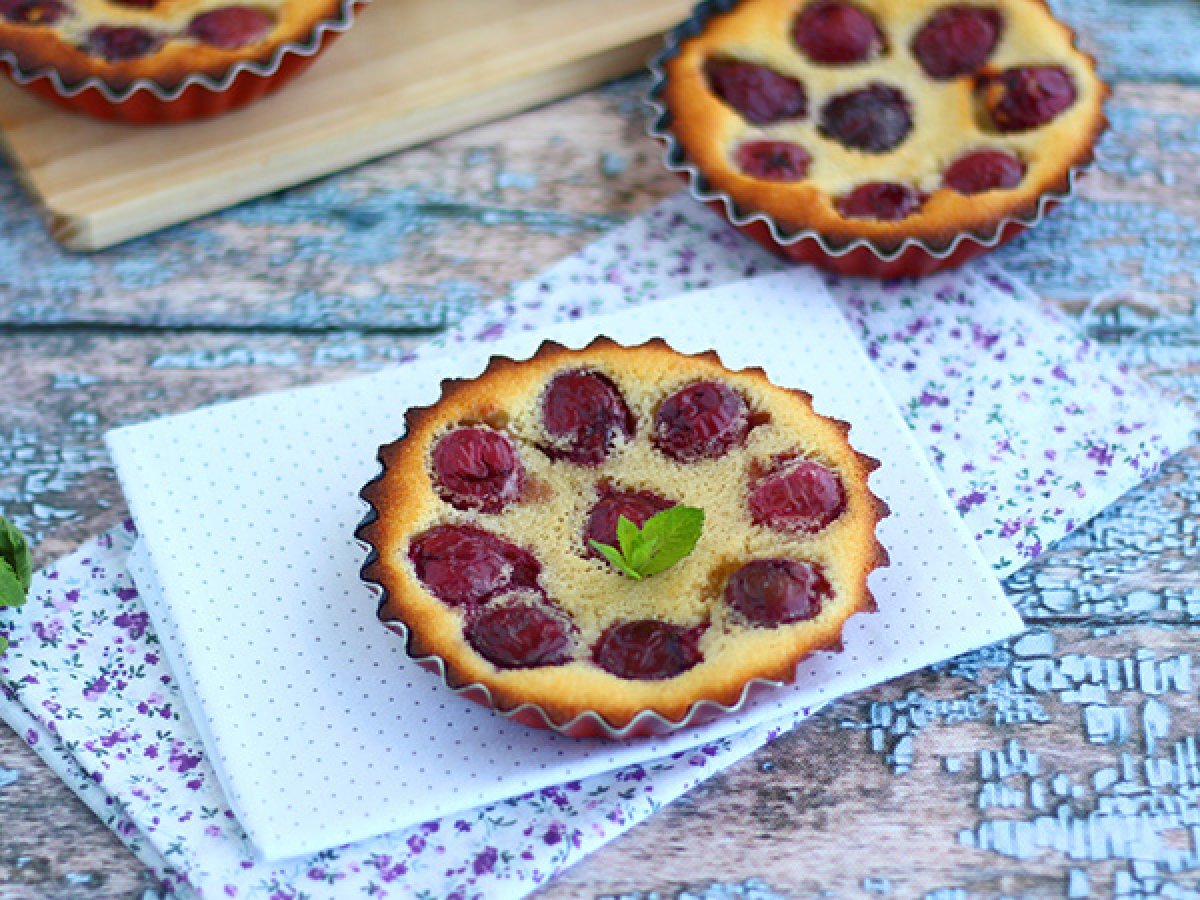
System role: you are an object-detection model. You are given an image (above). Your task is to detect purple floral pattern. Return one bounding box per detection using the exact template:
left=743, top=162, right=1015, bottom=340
left=0, top=193, right=1193, bottom=898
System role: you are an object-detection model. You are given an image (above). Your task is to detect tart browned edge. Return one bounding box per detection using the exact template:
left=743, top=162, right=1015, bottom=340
left=0, top=0, right=345, bottom=91
left=656, top=0, right=1110, bottom=255
left=357, top=336, right=891, bottom=731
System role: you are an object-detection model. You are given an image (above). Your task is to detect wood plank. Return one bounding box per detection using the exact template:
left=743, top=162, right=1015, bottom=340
left=0, top=84, right=672, bottom=329
left=1, top=80, right=1199, bottom=330
left=0, top=0, right=692, bottom=250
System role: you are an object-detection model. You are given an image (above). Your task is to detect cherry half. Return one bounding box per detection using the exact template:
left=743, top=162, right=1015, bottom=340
left=819, top=84, right=912, bottom=154
left=465, top=599, right=573, bottom=669
left=735, top=141, right=812, bottom=181
left=584, top=488, right=676, bottom=557
left=84, top=25, right=162, bottom=61
left=725, top=559, right=832, bottom=627
left=943, top=150, right=1025, bottom=194
left=792, top=1, right=884, bottom=65
left=655, top=381, right=751, bottom=463
left=432, top=426, right=524, bottom=513
left=540, top=370, right=635, bottom=467
left=982, top=66, right=1077, bottom=132
left=749, top=457, right=847, bottom=533
left=188, top=6, right=275, bottom=50
left=409, top=525, right=540, bottom=607
left=593, top=620, right=705, bottom=680
left=911, top=5, right=1001, bottom=79
left=704, top=58, right=808, bottom=125
left=836, top=182, right=922, bottom=220
left=0, top=0, right=67, bottom=24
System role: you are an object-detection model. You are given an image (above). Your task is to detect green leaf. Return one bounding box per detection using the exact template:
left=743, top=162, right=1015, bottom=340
left=589, top=505, right=705, bottom=581
left=634, top=506, right=705, bottom=578
left=0, top=516, right=31, bottom=597
left=615, top=515, right=640, bottom=560
left=588, top=539, right=642, bottom=581
left=0, top=516, right=31, bottom=610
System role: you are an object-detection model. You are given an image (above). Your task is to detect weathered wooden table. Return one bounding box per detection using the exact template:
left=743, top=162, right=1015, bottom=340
left=2, top=1, right=1199, bottom=896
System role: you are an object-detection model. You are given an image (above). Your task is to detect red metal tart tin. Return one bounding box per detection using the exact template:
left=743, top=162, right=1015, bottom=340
left=646, top=0, right=1103, bottom=279
left=0, top=0, right=364, bottom=124
left=356, top=339, right=888, bottom=740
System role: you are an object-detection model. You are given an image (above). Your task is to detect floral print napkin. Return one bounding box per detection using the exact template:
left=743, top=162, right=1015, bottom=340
left=0, top=194, right=1193, bottom=899
left=3, top=524, right=795, bottom=899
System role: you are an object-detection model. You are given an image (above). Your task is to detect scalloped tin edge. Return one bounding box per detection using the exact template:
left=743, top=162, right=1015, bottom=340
left=0, top=0, right=365, bottom=103
left=645, top=0, right=1107, bottom=264
left=353, top=335, right=889, bottom=740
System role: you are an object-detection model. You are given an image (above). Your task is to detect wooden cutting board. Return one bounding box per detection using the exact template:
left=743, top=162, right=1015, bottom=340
left=0, top=0, right=692, bottom=251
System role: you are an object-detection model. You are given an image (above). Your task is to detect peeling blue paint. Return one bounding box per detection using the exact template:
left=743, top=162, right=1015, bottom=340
left=494, top=171, right=539, bottom=191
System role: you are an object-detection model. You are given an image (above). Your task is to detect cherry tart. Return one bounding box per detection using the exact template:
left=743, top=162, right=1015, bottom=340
left=0, top=0, right=357, bottom=120
left=652, top=0, right=1108, bottom=276
left=358, top=338, right=889, bottom=737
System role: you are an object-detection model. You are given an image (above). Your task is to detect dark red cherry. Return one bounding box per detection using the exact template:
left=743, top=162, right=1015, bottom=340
left=0, top=0, right=67, bottom=24
left=540, top=370, right=634, bottom=466
left=792, top=1, right=883, bottom=65
left=943, top=150, right=1025, bottom=194
left=84, top=25, right=162, bottom=60
left=911, top=5, right=1001, bottom=78
left=655, top=381, right=750, bottom=463
left=593, top=621, right=705, bottom=680
left=409, top=525, right=540, bottom=607
left=704, top=58, right=808, bottom=125
left=735, top=141, right=812, bottom=181
left=836, top=182, right=921, bottom=220
left=187, top=6, right=274, bottom=50
left=465, top=599, right=573, bottom=669
left=749, top=457, right=846, bottom=532
left=725, top=559, right=832, bottom=627
left=431, top=427, right=524, bottom=513
left=819, top=84, right=912, bottom=153
left=982, top=66, right=1077, bottom=132
left=584, top=489, right=675, bottom=557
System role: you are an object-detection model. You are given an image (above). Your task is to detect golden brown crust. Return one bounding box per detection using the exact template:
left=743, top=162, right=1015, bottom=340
left=0, top=0, right=346, bottom=92
left=359, top=337, right=890, bottom=730
left=659, top=0, right=1109, bottom=254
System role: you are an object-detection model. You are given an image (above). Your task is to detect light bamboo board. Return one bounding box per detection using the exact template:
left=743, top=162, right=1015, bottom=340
left=0, top=0, right=692, bottom=250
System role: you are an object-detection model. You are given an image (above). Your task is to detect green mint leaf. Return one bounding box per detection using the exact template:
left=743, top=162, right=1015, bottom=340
left=591, top=506, right=705, bottom=580
left=615, top=515, right=640, bottom=561
left=589, top=539, right=643, bottom=581
left=633, top=506, right=705, bottom=578
left=0, top=517, right=31, bottom=595
left=0, top=516, right=32, bottom=609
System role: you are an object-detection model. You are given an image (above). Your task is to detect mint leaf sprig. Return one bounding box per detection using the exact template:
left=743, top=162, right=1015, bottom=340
left=589, top=505, right=705, bottom=581
left=0, top=516, right=32, bottom=654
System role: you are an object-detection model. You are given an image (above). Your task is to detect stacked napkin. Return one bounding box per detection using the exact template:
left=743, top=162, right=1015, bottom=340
left=0, top=196, right=1193, bottom=899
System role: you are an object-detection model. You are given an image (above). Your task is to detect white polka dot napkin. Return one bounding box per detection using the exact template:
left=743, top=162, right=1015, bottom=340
left=106, top=270, right=1022, bottom=861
